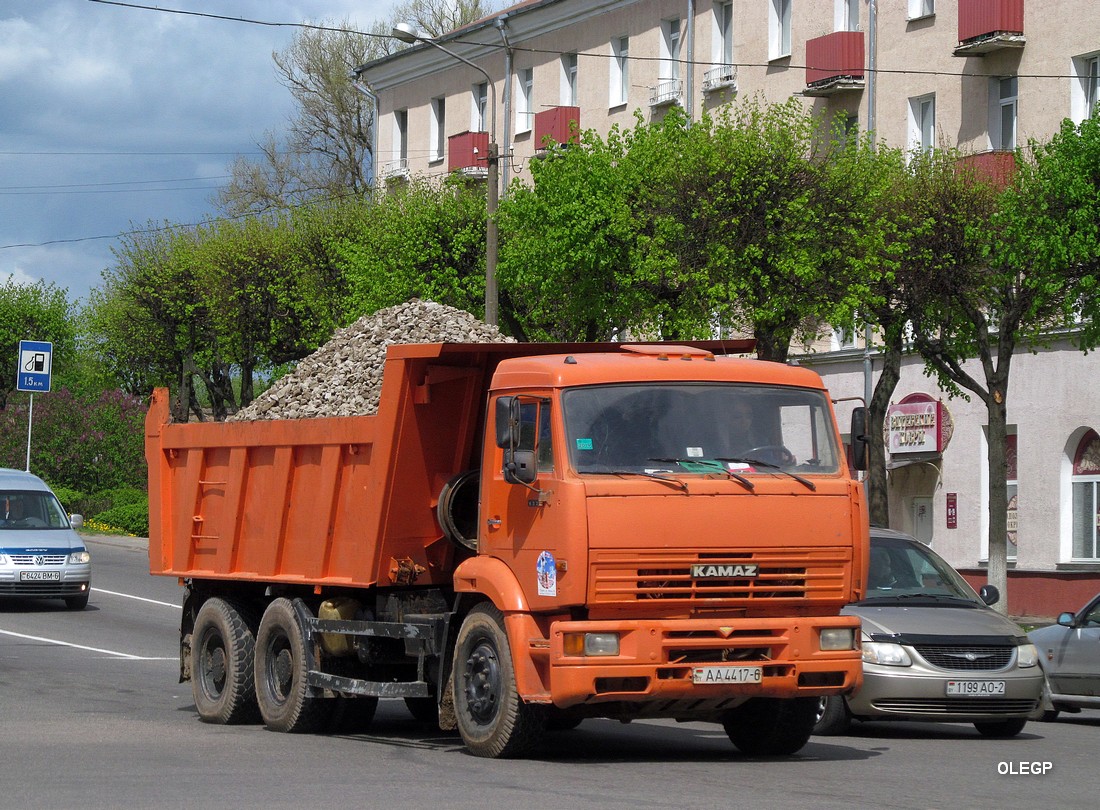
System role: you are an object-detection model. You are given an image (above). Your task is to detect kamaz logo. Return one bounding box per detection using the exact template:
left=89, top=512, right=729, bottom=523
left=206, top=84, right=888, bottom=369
left=691, top=563, right=758, bottom=578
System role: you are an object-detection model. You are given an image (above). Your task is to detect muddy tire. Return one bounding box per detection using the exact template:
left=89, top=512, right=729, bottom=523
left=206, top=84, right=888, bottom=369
left=723, top=697, right=818, bottom=756
left=191, top=597, right=261, bottom=724
left=453, top=603, right=544, bottom=758
left=255, top=598, right=330, bottom=733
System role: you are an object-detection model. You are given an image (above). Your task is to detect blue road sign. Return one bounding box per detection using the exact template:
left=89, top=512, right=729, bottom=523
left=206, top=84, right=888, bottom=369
left=17, top=340, right=53, bottom=393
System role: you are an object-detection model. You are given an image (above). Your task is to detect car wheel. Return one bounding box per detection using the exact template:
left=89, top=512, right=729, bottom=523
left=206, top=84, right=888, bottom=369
left=723, top=697, right=818, bottom=756
left=974, top=717, right=1028, bottom=738
left=64, top=591, right=90, bottom=611
left=813, top=695, right=852, bottom=736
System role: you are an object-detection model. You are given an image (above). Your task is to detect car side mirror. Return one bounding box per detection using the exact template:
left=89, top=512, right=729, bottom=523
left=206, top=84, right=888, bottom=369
left=1056, top=611, right=1075, bottom=627
left=978, top=584, right=1000, bottom=606
left=69, top=514, right=84, bottom=529
left=495, top=396, right=520, bottom=449
left=504, top=449, right=538, bottom=486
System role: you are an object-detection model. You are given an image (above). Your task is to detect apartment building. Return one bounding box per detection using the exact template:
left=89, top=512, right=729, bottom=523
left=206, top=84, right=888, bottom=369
left=357, top=0, right=1100, bottom=615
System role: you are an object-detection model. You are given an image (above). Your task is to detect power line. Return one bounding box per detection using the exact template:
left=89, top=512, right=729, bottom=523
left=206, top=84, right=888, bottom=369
left=0, top=176, right=230, bottom=192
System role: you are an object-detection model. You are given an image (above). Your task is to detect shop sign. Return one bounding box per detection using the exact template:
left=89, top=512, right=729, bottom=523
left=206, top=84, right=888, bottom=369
left=886, top=394, right=953, bottom=456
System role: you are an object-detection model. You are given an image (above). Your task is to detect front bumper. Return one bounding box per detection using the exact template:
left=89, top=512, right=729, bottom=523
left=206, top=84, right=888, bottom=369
left=531, top=614, right=862, bottom=710
left=846, top=663, right=1044, bottom=720
left=0, top=563, right=91, bottom=600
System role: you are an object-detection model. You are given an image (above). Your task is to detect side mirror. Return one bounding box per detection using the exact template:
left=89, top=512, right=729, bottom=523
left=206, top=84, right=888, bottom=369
left=1057, top=611, right=1075, bottom=627
left=69, top=514, right=84, bottom=529
left=505, top=449, right=538, bottom=486
left=849, top=407, right=869, bottom=471
left=979, top=584, right=1000, bottom=606
left=495, top=396, right=520, bottom=449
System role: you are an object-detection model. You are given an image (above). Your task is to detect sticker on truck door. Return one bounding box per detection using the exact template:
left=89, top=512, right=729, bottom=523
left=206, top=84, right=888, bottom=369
left=537, top=550, right=557, bottom=596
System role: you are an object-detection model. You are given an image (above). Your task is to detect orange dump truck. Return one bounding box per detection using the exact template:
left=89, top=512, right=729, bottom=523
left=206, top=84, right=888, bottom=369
left=146, top=341, right=869, bottom=758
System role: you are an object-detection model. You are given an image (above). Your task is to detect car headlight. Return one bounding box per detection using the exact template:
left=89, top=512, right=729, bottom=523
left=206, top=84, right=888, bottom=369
left=69, top=550, right=91, bottom=564
left=862, top=641, right=912, bottom=667
left=1016, top=642, right=1039, bottom=668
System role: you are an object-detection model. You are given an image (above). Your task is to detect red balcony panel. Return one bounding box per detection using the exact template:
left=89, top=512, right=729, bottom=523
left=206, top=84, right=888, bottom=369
left=534, top=106, right=580, bottom=149
left=448, top=131, right=489, bottom=172
left=956, top=151, right=1017, bottom=190
left=805, top=32, right=865, bottom=86
left=958, top=0, right=1024, bottom=43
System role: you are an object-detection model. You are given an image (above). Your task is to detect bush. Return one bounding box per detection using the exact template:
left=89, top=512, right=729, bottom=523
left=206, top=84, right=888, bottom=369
left=92, top=501, right=149, bottom=537
left=49, top=485, right=86, bottom=514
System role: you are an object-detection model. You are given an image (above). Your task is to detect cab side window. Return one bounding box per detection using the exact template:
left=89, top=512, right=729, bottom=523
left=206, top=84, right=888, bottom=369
left=518, top=399, right=554, bottom=473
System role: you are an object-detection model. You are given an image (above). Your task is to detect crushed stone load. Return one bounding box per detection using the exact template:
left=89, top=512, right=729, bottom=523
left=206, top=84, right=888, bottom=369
left=231, top=300, right=514, bottom=421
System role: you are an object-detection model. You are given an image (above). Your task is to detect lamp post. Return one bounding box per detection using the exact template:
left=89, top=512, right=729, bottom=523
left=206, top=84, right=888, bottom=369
left=392, top=22, right=499, bottom=326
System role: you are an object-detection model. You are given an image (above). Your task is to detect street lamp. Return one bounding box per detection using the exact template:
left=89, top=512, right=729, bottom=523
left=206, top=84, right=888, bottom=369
left=392, top=22, right=499, bottom=327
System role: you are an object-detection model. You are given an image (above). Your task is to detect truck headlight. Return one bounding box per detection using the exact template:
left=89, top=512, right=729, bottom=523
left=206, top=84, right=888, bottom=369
left=563, top=632, right=620, bottom=656
left=1016, top=643, right=1039, bottom=668
left=862, top=641, right=912, bottom=667
left=819, top=627, right=856, bottom=651
left=69, top=551, right=91, bottom=564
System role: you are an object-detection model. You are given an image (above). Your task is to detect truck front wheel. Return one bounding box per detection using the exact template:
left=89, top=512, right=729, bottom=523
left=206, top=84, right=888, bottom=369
left=453, top=603, right=544, bottom=758
left=192, top=597, right=260, bottom=724
left=255, top=598, right=329, bottom=733
left=723, top=697, right=818, bottom=756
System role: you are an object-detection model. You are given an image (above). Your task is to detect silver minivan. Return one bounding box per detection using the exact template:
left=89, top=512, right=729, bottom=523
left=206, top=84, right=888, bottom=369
left=0, top=468, right=91, bottom=610
left=815, top=528, right=1043, bottom=737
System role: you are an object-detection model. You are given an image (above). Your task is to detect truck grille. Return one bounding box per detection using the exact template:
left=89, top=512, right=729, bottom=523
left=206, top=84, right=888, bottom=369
left=913, top=645, right=1014, bottom=671
left=590, top=548, right=850, bottom=606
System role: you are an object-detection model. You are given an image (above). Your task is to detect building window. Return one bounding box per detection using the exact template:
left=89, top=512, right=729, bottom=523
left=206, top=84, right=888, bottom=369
left=430, top=97, right=445, bottom=162
left=907, top=0, right=934, bottom=19
left=995, top=76, right=1017, bottom=151
left=909, top=94, right=936, bottom=154
left=473, top=82, right=488, bottom=132
left=561, top=53, right=578, bottom=106
left=516, top=67, right=533, bottom=133
left=713, top=2, right=733, bottom=64
left=660, top=18, right=682, bottom=82
left=1071, top=430, right=1100, bottom=561
left=831, top=324, right=857, bottom=350
left=610, top=36, right=629, bottom=107
left=837, top=0, right=859, bottom=31
left=1072, top=53, right=1100, bottom=123
left=769, top=0, right=791, bottom=60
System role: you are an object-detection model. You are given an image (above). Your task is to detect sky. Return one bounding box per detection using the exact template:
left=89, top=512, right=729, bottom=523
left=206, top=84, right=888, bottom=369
left=0, top=0, right=401, bottom=306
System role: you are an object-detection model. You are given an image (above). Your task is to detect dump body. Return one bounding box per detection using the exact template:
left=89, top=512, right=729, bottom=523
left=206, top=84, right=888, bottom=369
left=146, top=341, right=868, bottom=758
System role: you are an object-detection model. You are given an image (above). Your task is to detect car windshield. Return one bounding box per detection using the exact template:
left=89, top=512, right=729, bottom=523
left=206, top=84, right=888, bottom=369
left=0, top=490, right=70, bottom=530
left=561, top=383, right=841, bottom=475
left=863, top=535, right=981, bottom=603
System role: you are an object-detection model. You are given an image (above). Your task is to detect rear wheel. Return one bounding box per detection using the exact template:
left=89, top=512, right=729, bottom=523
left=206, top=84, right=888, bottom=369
left=255, top=598, right=330, bottom=733
left=723, top=697, right=818, bottom=756
left=453, top=603, right=544, bottom=758
left=974, top=717, right=1028, bottom=738
left=191, top=597, right=260, bottom=724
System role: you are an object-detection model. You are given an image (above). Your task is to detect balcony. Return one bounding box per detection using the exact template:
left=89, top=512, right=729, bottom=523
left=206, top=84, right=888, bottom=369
left=954, top=0, right=1025, bottom=57
left=649, top=78, right=683, bottom=108
left=534, top=106, right=581, bottom=151
left=803, top=32, right=865, bottom=97
left=447, top=131, right=489, bottom=177
left=956, top=150, right=1017, bottom=189
left=703, top=64, right=738, bottom=93
left=380, top=158, right=410, bottom=182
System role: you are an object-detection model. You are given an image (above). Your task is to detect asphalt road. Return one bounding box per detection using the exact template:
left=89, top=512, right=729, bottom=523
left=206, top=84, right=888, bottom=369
left=0, top=534, right=1096, bottom=810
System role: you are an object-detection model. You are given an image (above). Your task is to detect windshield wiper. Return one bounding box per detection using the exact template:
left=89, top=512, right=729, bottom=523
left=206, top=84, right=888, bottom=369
left=580, top=465, right=689, bottom=492
left=715, top=457, right=816, bottom=491
left=649, top=458, right=754, bottom=492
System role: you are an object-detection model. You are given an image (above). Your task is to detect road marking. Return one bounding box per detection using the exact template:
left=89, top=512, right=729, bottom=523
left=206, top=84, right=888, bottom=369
left=0, top=628, right=175, bottom=660
left=92, top=587, right=181, bottom=609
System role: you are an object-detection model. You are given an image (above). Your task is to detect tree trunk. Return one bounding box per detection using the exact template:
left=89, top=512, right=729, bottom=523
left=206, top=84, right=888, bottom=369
left=985, top=390, right=1010, bottom=615
left=867, top=339, right=902, bottom=528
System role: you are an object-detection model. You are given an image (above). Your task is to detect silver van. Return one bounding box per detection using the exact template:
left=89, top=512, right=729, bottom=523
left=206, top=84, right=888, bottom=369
left=0, top=468, right=91, bottom=610
left=815, top=528, right=1043, bottom=737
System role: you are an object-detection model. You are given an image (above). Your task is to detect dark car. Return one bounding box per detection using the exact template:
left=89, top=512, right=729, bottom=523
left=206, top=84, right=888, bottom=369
left=814, top=528, right=1043, bottom=737
left=1027, top=593, right=1100, bottom=719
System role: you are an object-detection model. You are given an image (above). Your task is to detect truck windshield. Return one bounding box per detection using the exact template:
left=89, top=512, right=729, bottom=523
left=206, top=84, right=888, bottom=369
left=562, top=383, right=841, bottom=475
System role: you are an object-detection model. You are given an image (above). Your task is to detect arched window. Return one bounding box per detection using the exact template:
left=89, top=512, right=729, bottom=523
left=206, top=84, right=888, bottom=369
left=1071, top=430, right=1100, bottom=560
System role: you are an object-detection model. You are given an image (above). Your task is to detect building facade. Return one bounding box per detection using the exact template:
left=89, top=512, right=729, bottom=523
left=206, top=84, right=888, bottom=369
left=358, top=0, right=1100, bottom=616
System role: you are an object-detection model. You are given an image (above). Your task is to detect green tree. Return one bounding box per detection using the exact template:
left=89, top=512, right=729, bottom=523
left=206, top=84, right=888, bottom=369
left=0, top=278, right=75, bottom=409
